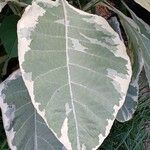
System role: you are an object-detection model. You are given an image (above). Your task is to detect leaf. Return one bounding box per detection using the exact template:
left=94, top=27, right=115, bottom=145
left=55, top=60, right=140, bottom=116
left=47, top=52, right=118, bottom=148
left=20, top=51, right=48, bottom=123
left=122, top=1, right=150, bottom=39
left=17, top=0, right=131, bottom=149
left=0, top=70, right=65, bottom=150
left=0, top=15, right=19, bottom=58
left=115, top=2, right=150, bottom=85
left=0, top=2, right=6, bottom=12
left=134, top=0, right=150, bottom=12
left=105, top=3, right=150, bottom=91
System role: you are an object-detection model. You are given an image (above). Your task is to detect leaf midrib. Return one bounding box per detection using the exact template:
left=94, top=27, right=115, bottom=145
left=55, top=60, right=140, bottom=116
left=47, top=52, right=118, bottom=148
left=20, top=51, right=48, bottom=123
left=61, top=0, right=81, bottom=149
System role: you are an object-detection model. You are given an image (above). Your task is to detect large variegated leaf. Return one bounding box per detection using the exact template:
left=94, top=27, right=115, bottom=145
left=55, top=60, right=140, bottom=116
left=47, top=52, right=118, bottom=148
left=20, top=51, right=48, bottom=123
left=134, top=0, right=150, bottom=12
left=18, top=0, right=131, bottom=149
left=0, top=70, right=65, bottom=150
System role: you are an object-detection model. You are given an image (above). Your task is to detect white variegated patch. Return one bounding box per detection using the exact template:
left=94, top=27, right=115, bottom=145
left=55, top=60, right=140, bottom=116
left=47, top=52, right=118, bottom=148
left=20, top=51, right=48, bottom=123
left=70, top=38, right=88, bottom=52
left=59, top=118, right=72, bottom=150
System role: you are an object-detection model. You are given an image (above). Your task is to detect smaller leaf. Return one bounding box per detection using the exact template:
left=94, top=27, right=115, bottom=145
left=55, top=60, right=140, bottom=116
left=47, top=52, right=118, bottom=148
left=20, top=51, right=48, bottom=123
left=121, top=2, right=150, bottom=91
left=104, top=3, right=146, bottom=122
left=0, top=70, right=65, bottom=150
left=122, top=1, right=150, bottom=39
left=108, top=15, right=143, bottom=122
left=105, top=2, right=150, bottom=90
left=134, top=0, right=150, bottom=12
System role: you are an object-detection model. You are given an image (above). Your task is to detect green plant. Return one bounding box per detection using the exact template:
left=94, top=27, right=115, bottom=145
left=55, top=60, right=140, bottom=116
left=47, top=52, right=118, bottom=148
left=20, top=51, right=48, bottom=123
left=0, top=0, right=149, bottom=150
